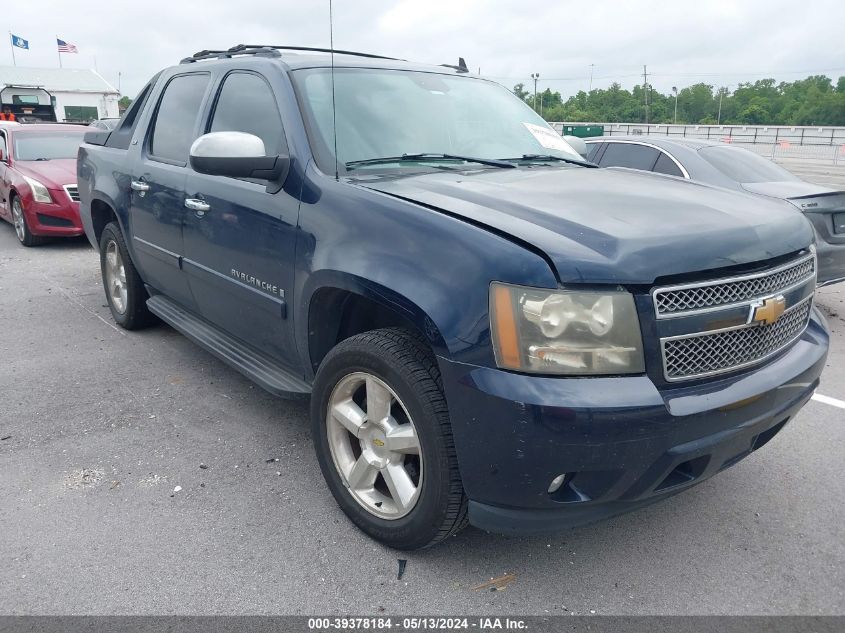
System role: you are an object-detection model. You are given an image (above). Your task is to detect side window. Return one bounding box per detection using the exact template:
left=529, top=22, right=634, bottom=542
left=208, top=72, right=284, bottom=155
left=149, top=73, right=210, bottom=163
left=586, top=142, right=603, bottom=162
left=599, top=143, right=660, bottom=171
left=653, top=152, right=684, bottom=177
left=107, top=75, right=159, bottom=150
left=0, top=132, right=7, bottom=159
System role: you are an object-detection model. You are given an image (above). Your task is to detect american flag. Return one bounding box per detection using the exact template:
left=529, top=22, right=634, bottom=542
left=56, top=38, right=78, bottom=53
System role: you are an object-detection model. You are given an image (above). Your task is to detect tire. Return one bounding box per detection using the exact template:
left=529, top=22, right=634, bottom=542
left=99, top=221, right=156, bottom=330
left=311, top=327, right=468, bottom=550
left=11, top=194, right=44, bottom=247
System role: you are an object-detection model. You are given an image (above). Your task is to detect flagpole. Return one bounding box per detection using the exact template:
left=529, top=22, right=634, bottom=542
left=56, top=36, right=62, bottom=68
left=9, top=32, right=16, bottom=67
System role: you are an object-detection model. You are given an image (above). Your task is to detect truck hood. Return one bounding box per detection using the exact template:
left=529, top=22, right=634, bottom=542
left=360, top=166, right=814, bottom=284
left=14, top=158, right=78, bottom=189
left=741, top=180, right=837, bottom=200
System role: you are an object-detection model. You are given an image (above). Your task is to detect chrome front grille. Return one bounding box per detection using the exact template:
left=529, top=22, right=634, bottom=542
left=64, top=184, right=80, bottom=203
left=662, top=297, right=812, bottom=381
left=653, top=253, right=815, bottom=317
left=652, top=251, right=816, bottom=381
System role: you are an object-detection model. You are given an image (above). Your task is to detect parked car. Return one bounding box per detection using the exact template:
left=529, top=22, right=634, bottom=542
left=89, top=118, right=121, bottom=131
left=584, top=136, right=845, bottom=286
left=0, top=123, right=86, bottom=245
left=77, top=45, right=828, bottom=549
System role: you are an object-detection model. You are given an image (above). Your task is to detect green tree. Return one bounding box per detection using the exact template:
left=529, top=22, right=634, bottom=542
left=512, top=74, right=844, bottom=126
left=677, top=83, right=714, bottom=124
left=738, top=102, right=770, bottom=125
left=512, top=83, right=531, bottom=103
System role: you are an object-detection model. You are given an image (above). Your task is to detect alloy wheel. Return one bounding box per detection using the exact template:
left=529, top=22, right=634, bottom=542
left=11, top=198, right=25, bottom=242
left=104, top=240, right=128, bottom=314
left=326, top=372, right=423, bottom=519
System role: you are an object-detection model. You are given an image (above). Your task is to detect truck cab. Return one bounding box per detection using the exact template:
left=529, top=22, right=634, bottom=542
left=0, top=85, right=57, bottom=123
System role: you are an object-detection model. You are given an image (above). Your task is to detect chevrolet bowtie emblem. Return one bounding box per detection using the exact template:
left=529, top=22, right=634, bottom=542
left=750, top=295, right=786, bottom=326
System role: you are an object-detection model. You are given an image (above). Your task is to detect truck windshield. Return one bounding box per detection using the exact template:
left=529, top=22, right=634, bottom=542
left=14, top=131, right=86, bottom=161
left=699, top=146, right=799, bottom=183
left=292, top=67, right=581, bottom=174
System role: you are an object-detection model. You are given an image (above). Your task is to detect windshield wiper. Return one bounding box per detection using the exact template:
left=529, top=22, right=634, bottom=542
left=346, top=153, right=515, bottom=170
left=502, top=154, right=597, bottom=168
left=33, top=157, right=52, bottom=161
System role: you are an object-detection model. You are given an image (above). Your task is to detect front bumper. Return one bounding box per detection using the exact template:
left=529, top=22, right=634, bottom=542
left=26, top=192, right=83, bottom=237
left=438, top=310, right=829, bottom=535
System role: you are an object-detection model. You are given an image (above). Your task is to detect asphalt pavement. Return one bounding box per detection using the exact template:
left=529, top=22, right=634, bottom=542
left=0, top=224, right=843, bottom=616
left=774, top=159, right=845, bottom=189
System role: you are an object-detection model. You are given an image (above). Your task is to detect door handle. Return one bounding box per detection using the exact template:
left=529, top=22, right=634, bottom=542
left=185, top=198, right=211, bottom=214
left=130, top=180, right=150, bottom=192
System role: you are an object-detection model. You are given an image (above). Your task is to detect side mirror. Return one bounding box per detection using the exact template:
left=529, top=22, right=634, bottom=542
left=563, top=135, right=589, bottom=160
left=0, top=148, right=5, bottom=162
left=189, top=131, right=289, bottom=182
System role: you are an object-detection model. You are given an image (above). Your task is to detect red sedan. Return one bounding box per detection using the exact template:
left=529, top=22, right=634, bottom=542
left=0, top=123, right=87, bottom=246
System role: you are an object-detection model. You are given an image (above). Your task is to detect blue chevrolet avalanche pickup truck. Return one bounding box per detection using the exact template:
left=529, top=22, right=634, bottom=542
left=77, top=45, right=829, bottom=550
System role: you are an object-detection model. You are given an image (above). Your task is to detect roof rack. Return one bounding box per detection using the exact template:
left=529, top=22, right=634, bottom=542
left=180, top=44, right=401, bottom=64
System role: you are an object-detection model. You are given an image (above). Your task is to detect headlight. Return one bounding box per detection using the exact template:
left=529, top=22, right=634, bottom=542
left=490, top=282, right=645, bottom=375
left=22, top=175, right=53, bottom=203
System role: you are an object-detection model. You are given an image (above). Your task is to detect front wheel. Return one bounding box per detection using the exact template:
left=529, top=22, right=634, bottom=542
left=311, top=328, right=468, bottom=550
left=11, top=195, right=44, bottom=247
left=99, top=222, right=156, bottom=330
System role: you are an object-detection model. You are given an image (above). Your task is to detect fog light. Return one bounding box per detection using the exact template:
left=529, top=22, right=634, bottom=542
left=548, top=474, right=567, bottom=494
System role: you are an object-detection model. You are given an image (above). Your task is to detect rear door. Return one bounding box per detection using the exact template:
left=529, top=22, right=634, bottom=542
left=182, top=70, right=300, bottom=364
left=128, top=72, right=211, bottom=311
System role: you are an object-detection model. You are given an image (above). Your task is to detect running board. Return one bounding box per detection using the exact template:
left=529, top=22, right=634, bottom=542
left=146, top=295, right=311, bottom=399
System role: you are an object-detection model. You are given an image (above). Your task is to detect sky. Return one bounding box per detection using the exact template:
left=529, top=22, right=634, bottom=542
left=4, top=0, right=845, bottom=100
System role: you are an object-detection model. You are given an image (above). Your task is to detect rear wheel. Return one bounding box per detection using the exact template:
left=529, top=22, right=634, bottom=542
left=311, top=328, right=468, bottom=549
left=11, top=195, right=44, bottom=247
left=99, top=222, right=156, bottom=330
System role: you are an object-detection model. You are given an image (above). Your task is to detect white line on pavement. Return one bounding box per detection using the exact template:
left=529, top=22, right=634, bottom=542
left=812, top=393, right=845, bottom=410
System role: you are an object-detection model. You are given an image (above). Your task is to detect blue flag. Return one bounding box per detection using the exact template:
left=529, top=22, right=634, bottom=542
left=11, top=34, right=29, bottom=49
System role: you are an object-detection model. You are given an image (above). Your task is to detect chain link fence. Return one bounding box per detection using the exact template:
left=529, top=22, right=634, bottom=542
left=551, top=123, right=845, bottom=165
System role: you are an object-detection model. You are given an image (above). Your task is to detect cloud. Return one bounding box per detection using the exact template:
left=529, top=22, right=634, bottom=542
left=4, top=0, right=843, bottom=99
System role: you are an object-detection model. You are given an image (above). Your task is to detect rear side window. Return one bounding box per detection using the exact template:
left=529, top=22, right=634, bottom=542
left=586, top=142, right=603, bottom=162
left=653, top=152, right=684, bottom=177
left=208, top=72, right=285, bottom=155
left=599, top=143, right=660, bottom=171
left=107, top=74, right=159, bottom=150
left=150, top=73, right=210, bottom=163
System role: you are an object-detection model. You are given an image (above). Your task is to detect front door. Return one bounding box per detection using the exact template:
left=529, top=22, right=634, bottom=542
left=128, top=72, right=211, bottom=312
left=182, top=71, right=300, bottom=365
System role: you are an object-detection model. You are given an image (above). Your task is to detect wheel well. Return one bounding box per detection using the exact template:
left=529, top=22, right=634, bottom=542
left=308, top=288, right=427, bottom=371
left=90, top=199, right=118, bottom=244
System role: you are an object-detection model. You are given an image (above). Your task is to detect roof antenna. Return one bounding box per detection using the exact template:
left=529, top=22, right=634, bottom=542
left=329, top=0, right=339, bottom=180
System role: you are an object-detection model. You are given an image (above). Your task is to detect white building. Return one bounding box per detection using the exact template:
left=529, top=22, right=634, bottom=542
left=0, top=66, right=119, bottom=122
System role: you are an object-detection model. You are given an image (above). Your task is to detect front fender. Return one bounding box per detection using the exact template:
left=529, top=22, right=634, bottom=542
left=294, top=165, right=558, bottom=371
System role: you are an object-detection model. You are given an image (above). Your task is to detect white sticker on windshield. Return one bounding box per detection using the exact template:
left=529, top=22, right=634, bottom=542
left=522, top=122, right=579, bottom=156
